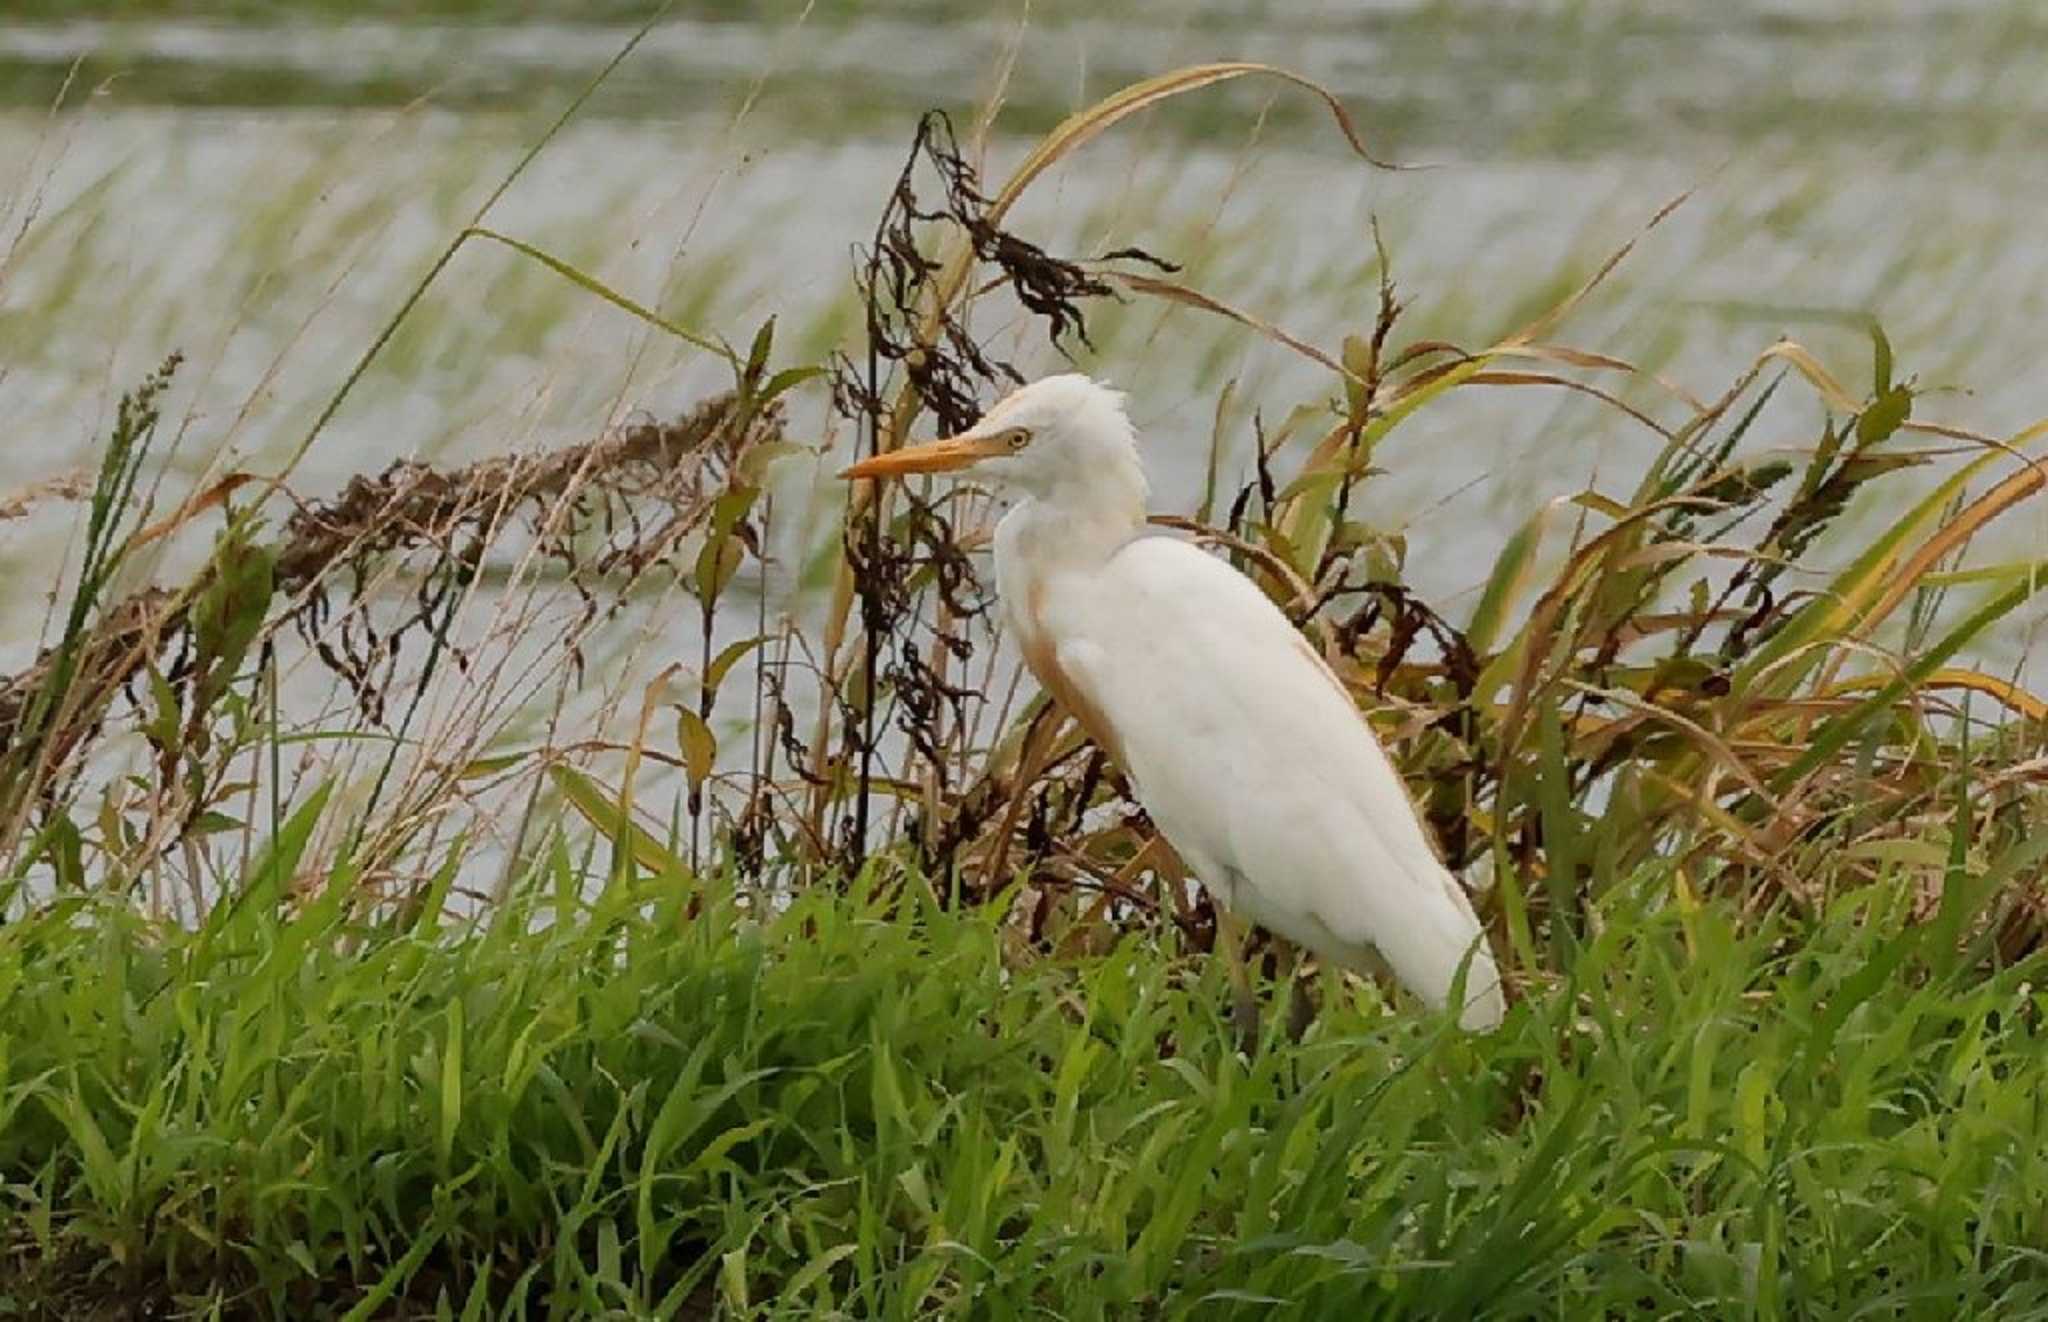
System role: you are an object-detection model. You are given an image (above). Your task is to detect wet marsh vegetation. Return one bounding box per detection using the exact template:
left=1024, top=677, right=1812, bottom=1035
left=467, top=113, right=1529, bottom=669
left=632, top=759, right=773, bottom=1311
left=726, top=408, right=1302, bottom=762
left=4, top=9, right=2048, bottom=1318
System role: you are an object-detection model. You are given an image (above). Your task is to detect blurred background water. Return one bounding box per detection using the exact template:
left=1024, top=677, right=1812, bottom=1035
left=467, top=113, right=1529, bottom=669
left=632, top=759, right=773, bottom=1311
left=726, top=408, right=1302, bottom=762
left=4, top=0, right=2045, bottom=677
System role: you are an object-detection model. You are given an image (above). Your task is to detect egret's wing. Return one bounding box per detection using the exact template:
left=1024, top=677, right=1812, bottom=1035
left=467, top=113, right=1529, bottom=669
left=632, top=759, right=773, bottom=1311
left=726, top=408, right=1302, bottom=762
left=1044, top=534, right=1503, bottom=1027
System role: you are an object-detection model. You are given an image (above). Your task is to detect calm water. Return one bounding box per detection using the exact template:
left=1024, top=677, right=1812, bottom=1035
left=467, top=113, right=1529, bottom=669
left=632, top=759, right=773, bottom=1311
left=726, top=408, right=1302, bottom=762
left=4, top=2, right=2045, bottom=675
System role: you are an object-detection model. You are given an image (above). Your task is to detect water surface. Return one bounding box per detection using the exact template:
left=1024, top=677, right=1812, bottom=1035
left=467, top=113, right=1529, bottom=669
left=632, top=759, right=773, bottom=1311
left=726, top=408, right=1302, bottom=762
left=4, top=1, right=2043, bottom=677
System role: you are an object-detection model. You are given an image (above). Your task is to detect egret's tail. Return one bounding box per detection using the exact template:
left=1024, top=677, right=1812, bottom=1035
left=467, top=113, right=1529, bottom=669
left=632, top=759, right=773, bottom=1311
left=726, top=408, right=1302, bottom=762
left=1379, top=871, right=1507, bottom=1032
left=1450, top=940, right=1506, bottom=1031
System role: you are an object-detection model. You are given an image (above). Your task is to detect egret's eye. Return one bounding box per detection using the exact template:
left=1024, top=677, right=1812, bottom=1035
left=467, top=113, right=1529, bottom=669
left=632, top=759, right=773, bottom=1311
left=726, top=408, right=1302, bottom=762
left=1003, top=427, right=1032, bottom=451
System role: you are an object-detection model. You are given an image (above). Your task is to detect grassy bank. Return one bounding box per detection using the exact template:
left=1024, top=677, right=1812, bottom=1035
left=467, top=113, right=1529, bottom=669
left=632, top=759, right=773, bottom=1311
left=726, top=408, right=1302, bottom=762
left=4, top=835, right=2044, bottom=1316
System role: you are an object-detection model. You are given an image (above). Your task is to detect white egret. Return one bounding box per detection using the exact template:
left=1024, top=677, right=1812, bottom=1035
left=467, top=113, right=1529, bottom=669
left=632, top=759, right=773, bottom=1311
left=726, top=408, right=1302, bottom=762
left=842, top=375, right=1505, bottom=1036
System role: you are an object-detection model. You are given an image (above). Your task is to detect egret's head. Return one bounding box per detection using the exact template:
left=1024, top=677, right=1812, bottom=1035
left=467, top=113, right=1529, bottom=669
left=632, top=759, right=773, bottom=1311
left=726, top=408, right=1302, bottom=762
left=839, top=374, right=1146, bottom=510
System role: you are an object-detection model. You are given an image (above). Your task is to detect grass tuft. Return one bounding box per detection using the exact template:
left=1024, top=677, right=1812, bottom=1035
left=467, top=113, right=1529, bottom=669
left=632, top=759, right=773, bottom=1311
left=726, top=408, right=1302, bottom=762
left=3, top=843, right=2044, bottom=1314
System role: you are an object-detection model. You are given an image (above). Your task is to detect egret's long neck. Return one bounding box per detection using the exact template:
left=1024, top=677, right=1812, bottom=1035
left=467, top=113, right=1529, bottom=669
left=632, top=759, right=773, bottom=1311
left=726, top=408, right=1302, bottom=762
left=994, top=453, right=1148, bottom=584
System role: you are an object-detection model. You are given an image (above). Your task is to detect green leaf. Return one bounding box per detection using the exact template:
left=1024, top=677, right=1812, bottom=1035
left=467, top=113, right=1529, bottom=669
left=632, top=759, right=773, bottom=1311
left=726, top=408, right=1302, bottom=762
left=677, top=708, right=717, bottom=801
left=548, top=764, right=692, bottom=884
left=1468, top=504, right=1550, bottom=655
left=456, top=749, right=536, bottom=779
left=203, top=780, right=334, bottom=944
left=1734, top=447, right=2003, bottom=694
left=438, top=997, right=464, bottom=1168
left=745, top=317, right=776, bottom=381
left=144, top=664, right=181, bottom=749
left=760, top=365, right=827, bottom=404
left=737, top=440, right=806, bottom=484
left=694, top=535, right=746, bottom=604
left=190, top=526, right=276, bottom=714
left=1772, top=573, right=2048, bottom=789
left=693, top=487, right=760, bottom=603
left=783, top=1244, right=860, bottom=1300
left=340, top=1224, right=444, bottom=1322
left=43, top=813, right=85, bottom=889
left=703, top=635, right=770, bottom=701
left=1340, top=332, right=1373, bottom=414
left=464, top=227, right=731, bottom=362
left=1855, top=383, right=1912, bottom=447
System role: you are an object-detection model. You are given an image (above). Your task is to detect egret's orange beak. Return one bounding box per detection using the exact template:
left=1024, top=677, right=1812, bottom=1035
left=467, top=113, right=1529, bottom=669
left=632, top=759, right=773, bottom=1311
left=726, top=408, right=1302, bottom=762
left=839, top=434, right=1005, bottom=481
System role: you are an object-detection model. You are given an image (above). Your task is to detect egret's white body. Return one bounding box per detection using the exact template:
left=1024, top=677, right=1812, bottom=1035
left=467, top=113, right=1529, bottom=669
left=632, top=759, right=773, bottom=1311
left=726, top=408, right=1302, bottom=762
left=845, top=375, right=1504, bottom=1031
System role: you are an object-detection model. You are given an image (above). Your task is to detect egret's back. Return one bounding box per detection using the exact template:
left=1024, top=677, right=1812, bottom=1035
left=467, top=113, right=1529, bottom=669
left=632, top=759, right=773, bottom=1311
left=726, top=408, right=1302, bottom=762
left=1033, top=534, right=1505, bottom=1030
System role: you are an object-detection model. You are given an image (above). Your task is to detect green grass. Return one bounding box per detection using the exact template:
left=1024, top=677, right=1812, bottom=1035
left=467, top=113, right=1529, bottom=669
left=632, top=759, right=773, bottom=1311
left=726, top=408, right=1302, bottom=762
left=3, top=822, right=2045, bottom=1316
